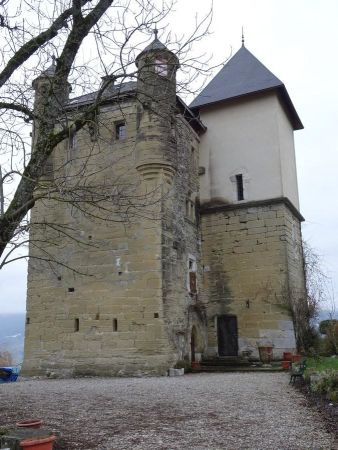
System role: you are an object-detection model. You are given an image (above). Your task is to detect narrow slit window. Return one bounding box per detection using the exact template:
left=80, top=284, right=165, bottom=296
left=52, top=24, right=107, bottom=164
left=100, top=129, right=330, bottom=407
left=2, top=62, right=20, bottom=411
left=69, top=129, right=77, bottom=149
left=236, top=174, right=244, bottom=201
left=115, top=122, right=126, bottom=140
left=74, top=318, right=79, bottom=332
left=113, top=318, right=118, bottom=332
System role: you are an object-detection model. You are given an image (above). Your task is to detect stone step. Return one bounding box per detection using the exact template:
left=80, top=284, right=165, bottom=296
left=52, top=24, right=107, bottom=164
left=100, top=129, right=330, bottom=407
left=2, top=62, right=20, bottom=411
left=201, top=357, right=252, bottom=367
left=192, top=365, right=284, bottom=373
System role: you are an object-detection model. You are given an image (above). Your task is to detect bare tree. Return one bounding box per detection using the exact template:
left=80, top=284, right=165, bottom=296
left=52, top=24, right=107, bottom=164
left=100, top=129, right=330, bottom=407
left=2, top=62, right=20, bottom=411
left=0, top=0, right=214, bottom=270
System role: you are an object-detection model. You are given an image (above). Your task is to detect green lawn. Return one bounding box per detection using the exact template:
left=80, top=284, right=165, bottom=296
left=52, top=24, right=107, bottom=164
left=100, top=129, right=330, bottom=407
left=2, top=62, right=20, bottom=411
left=305, top=356, right=338, bottom=373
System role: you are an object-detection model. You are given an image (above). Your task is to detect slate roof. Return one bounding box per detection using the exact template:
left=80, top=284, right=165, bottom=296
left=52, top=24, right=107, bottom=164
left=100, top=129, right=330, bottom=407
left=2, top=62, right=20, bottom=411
left=190, top=46, right=303, bottom=130
left=67, top=81, right=137, bottom=108
left=66, top=80, right=205, bottom=134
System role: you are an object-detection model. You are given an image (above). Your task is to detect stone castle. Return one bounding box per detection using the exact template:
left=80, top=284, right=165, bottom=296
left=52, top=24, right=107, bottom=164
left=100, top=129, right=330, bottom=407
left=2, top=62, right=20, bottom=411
left=22, top=36, right=306, bottom=376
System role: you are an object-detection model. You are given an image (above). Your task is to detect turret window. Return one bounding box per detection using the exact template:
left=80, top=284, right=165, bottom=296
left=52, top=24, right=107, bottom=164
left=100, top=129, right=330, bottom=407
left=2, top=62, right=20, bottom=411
left=155, top=58, right=168, bottom=77
left=115, top=122, right=126, bottom=140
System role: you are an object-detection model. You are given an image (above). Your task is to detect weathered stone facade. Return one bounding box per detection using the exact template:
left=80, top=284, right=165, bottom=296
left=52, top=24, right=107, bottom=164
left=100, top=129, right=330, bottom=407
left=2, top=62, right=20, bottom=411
left=23, top=41, right=306, bottom=376
left=200, top=200, right=304, bottom=359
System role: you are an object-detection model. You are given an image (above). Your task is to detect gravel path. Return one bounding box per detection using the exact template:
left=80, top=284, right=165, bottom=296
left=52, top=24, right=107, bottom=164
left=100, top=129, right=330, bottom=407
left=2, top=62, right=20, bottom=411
left=1, top=373, right=336, bottom=449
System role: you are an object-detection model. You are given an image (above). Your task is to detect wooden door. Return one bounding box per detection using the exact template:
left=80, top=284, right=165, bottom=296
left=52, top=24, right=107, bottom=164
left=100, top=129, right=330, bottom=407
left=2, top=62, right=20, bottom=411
left=217, top=315, right=238, bottom=356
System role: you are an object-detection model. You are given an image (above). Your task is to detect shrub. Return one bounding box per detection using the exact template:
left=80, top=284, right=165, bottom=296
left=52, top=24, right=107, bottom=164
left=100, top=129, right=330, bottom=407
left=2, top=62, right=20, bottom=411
left=319, top=319, right=338, bottom=335
left=310, top=369, right=338, bottom=403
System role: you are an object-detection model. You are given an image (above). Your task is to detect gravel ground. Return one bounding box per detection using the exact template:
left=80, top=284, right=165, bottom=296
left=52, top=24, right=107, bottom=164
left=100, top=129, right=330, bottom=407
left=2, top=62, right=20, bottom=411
left=0, top=372, right=336, bottom=450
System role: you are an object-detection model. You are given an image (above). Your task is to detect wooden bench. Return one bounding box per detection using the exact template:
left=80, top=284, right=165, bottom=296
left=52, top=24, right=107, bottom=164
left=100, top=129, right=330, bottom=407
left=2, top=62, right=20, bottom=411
left=289, top=360, right=307, bottom=384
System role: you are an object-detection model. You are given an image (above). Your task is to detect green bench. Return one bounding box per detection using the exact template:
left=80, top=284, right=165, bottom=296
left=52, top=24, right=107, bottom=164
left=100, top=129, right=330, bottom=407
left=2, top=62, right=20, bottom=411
left=289, top=360, right=307, bottom=384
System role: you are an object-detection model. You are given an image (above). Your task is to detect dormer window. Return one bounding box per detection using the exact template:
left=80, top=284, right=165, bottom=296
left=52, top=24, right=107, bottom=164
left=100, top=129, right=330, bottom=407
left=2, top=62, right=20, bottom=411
left=155, top=58, right=168, bottom=76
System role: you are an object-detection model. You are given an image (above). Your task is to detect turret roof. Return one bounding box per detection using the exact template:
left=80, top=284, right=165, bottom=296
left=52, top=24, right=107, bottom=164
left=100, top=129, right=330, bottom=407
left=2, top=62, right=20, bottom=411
left=190, top=45, right=303, bottom=130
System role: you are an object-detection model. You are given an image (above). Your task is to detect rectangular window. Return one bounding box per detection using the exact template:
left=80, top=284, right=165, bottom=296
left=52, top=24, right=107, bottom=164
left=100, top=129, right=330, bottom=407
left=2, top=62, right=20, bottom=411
left=188, top=257, right=197, bottom=294
left=236, top=174, right=244, bottom=201
left=185, top=198, right=195, bottom=222
left=69, top=129, right=77, bottom=149
left=189, top=272, right=197, bottom=294
left=155, top=58, right=168, bottom=76
left=74, top=318, right=79, bottom=332
left=115, top=122, right=126, bottom=140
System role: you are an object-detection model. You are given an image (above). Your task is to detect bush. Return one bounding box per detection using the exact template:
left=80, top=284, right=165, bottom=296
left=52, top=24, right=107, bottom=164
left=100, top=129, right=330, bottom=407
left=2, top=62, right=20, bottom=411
left=310, top=369, right=338, bottom=403
left=319, top=319, right=338, bottom=335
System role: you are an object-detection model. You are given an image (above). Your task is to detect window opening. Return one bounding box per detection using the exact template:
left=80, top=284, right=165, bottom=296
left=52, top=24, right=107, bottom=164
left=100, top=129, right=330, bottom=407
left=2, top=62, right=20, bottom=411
left=188, top=257, right=197, bottom=294
left=74, top=318, right=79, bottom=332
left=113, top=318, right=118, bottom=332
left=236, top=174, right=244, bottom=201
left=155, top=58, right=168, bottom=76
left=115, top=122, right=126, bottom=140
left=69, top=129, right=77, bottom=149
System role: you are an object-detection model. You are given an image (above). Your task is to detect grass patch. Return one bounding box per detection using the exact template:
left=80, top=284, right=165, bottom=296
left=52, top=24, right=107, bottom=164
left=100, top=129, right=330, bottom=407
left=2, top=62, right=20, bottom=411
left=306, top=356, right=338, bottom=373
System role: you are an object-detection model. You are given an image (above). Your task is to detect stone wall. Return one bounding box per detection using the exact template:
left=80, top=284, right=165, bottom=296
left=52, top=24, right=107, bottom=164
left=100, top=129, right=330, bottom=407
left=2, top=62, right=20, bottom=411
left=23, top=100, right=174, bottom=376
left=200, top=199, right=305, bottom=359
left=23, top=87, right=206, bottom=376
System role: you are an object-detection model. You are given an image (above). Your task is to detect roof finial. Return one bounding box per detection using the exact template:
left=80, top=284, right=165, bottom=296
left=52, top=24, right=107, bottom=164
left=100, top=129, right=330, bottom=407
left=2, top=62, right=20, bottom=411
left=241, top=27, right=245, bottom=47
left=153, top=26, right=158, bottom=40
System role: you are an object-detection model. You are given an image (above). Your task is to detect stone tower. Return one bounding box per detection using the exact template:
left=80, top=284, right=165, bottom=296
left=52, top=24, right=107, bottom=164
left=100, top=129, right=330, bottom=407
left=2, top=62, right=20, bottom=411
left=190, top=44, right=306, bottom=359
left=22, top=36, right=204, bottom=377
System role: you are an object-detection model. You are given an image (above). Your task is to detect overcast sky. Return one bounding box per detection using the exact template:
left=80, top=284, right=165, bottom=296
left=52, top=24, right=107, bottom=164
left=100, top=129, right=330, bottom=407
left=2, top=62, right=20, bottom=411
left=1, top=0, right=338, bottom=314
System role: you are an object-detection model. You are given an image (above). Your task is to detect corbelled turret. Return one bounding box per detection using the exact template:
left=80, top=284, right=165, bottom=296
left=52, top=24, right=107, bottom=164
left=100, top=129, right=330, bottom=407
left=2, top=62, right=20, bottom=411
left=135, top=31, right=179, bottom=183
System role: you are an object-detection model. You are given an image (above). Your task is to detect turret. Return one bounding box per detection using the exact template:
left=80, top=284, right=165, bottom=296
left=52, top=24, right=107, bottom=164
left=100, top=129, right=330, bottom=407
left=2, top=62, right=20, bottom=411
left=31, top=58, right=71, bottom=177
left=135, top=32, right=179, bottom=183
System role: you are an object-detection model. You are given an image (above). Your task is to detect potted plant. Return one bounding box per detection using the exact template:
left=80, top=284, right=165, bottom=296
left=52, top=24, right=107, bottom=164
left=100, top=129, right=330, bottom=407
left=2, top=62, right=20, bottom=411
left=20, top=435, right=56, bottom=450
left=257, top=341, right=274, bottom=364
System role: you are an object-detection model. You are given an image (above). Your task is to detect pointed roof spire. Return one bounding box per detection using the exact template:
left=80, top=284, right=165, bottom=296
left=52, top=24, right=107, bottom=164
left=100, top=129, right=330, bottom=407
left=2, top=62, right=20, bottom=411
left=190, top=45, right=303, bottom=130
left=241, top=27, right=245, bottom=47
left=135, top=28, right=173, bottom=65
left=42, top=54, right=57, bottom=77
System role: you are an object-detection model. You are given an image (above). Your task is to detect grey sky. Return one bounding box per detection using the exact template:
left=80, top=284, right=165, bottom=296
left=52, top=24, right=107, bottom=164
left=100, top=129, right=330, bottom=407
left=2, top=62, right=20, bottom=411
left=1, top=0, right=337, bottom=313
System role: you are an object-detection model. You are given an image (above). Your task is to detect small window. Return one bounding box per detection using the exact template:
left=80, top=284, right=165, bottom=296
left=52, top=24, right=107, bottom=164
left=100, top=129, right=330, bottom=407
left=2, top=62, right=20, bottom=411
left=74, top=318, right=79, bottom=332
left=186, top=197, right=195, bottom=222
left=236, top=174, right=244, bottom=201
left=116, top=122, right=126, bottom=140
left=189, top=272, right=197, bottom=294
left=187, top=257, right=197, bottom=294
left=113, top=318, right=118, bottom=332
left=69, top=129, right=77, bottom=149
left=155, top=58, right=168, bottom=76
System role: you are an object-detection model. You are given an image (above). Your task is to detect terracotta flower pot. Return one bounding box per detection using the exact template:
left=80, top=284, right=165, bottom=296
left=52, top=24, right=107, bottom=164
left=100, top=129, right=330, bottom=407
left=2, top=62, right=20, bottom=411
left=17, top=419, right=43, bottom=429
left=258, top=346, right=273, bottom=364
left=20, top=435, right=55, bottom=450
left=283, top=352, right=293, bottom=361
left=292, top=354, right=301, bottom=363
left=281, top=360, right=291, bottom=370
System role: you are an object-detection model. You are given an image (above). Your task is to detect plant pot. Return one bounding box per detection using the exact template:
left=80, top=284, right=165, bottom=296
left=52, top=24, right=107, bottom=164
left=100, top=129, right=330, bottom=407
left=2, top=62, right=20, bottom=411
left=258, top=346, right=273, bottom=364
left=283, top=352, right=293, bottom=361
left=292, top=354, right=301, bottom=363
left=20, top=435, right=55, bottom=450
left=281, top=360, right=291, bottom=370
left=17, top=419, right=43, bottom=429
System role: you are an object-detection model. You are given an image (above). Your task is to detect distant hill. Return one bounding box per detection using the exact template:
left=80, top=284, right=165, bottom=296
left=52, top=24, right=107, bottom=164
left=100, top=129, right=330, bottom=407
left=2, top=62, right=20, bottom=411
left=0, top=313, right=25, bottom=365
